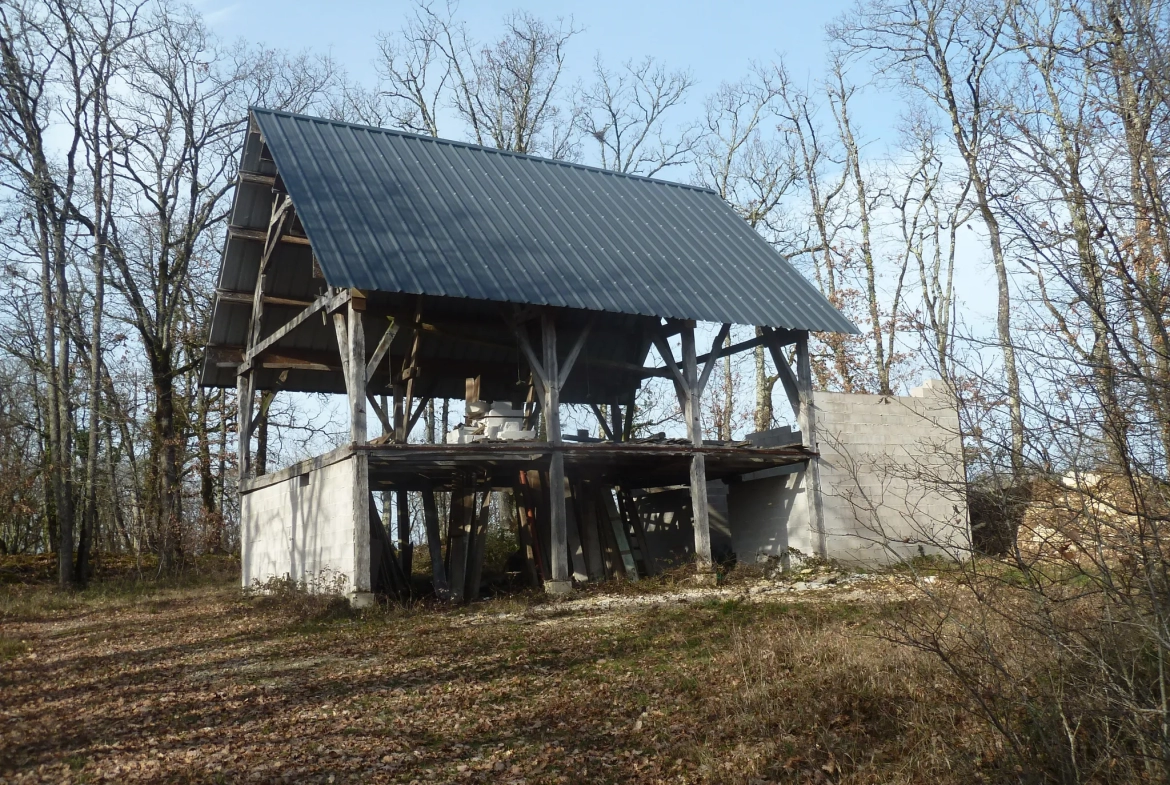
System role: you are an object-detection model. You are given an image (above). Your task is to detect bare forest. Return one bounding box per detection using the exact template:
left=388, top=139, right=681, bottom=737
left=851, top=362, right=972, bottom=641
left=3, top=0, right=1170, bottom=781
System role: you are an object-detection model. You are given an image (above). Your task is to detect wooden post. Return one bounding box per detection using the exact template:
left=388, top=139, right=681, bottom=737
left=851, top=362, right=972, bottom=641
left=236, top=372, right=253, bottom=485
left=343, top=300, right=371, bottom=602
left=794, top=331, right=827, bottom=558
left=422, top=488, right=449, bottom=600
left=541, top=311, right=571, bottom=593
left=654, top=321, right=728, bottom=577
left=509, top=309, right=591, bottom=595
left=679, top=323, right=713, bottom=571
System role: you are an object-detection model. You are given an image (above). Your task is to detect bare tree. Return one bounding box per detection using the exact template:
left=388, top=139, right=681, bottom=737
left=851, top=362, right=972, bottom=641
left=692, top=66, right=801, bottom=431
left=834, top=0, right=1026, bottom=479
left=576, top=54, right=695, bottom=176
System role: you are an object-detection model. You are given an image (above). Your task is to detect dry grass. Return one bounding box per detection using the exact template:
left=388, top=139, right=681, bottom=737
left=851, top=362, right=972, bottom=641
left=0, top=560, right=1041, bottom=784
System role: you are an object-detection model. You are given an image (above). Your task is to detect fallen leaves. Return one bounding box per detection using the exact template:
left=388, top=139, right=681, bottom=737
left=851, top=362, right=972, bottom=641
left=0, top=571, right=990, bottom=785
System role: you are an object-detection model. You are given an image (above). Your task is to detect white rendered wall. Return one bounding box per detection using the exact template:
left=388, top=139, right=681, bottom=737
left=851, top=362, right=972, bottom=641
left=240, top=455, right=363, bottom=593
left=728, top=380, right=969, bottom=565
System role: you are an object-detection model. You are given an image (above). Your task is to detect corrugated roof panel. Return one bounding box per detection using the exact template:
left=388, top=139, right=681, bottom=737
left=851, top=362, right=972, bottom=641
left=249, top=108, right=857, bottom=333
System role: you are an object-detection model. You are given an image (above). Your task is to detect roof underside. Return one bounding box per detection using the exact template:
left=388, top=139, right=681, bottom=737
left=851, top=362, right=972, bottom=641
left=248, top=108, right=856, bottom=333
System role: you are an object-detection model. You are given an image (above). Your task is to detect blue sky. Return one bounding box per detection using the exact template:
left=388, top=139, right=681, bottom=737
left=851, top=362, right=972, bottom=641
left=202, top=0, right=899, bottom=145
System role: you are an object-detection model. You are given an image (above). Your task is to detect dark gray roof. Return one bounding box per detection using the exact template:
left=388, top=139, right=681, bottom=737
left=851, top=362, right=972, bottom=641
left=249, top=108, right=856, bottom=332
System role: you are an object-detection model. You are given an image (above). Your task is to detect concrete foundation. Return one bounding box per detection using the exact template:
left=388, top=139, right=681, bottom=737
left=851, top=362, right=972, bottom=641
left=240, top=451, right=370, bottom=598
left=543, top=580, right=573, bottom=596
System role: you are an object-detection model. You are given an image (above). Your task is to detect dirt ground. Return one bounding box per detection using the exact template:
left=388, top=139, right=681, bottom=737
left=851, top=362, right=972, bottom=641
left=0, top=561, right=985, bottom=785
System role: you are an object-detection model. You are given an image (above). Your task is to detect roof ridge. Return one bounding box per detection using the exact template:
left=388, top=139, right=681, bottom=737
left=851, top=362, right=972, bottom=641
left=249, top=107, right=718, bottom=195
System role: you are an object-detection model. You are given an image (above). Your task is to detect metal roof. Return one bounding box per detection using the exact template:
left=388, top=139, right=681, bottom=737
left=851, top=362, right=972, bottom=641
left=249, top=108, right=857, bottom=333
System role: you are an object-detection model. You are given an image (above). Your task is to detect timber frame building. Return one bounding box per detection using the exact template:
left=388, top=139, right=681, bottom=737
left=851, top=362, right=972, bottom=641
left=202, top=109, right=859, bottom=603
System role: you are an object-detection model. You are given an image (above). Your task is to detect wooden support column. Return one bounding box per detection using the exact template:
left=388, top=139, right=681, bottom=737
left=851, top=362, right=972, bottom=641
left=510, top=309, right=592, bottom=595
left=236, top=372, right=254, bottom=485
left=335, top=296, right=372, bottom=603
left=654, top=321, right=729, bottom=575
left=541, top=312, right=569, bottom=592
left=794, top=331, right=826, bottom=558
left=679, top=324, right=712, bottom=572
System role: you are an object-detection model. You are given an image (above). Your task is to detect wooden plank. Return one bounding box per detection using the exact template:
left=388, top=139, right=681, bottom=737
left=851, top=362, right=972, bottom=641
left=528, top=470, right=552, bottom=579
left=601, top=487, right=639, bottom=581
left=618, top=488, right=655, bottom=576
left=512, top=485, right=541, bottom=587
left=422, top=488, right=450, bottom=600
left=601, top=489, right=628, bottom=579
left=564, top=484, right=589, bottom=583
left=575, top=482, right=605, bottom=581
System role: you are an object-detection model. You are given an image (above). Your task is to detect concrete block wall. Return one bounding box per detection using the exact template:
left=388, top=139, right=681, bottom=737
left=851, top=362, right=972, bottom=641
left=240, top=454, right=364, bottom=593
left=728, top=379, right=969, bottom=566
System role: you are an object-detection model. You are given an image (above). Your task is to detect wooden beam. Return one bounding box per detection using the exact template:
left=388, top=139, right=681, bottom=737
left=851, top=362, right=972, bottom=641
left=557, top=316, right=595, bottom=388
left=365, top=319, right=399, bottom=382
left=216, top=290, right=313, bottom=308
left=332, top=311, right=352, bottom=386
left=405, top=393, right=432, bottom=437
left=367, top=393, right=392, bottom=435
left=228, top=225, right=312, bottom=246
left=764, top=328, right=801, bottom=422
left=590, top=404, right=615, bottom=441
left=643, top=328, right=798, bottom=376
left=696, top=323, right=731, bottom=397
left=650, top=330, right=687, bottom=392
left=238, top=171, right=276, bottom=187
